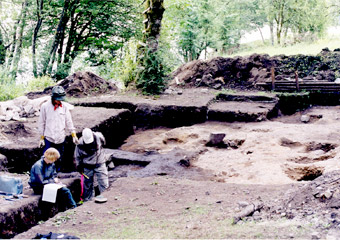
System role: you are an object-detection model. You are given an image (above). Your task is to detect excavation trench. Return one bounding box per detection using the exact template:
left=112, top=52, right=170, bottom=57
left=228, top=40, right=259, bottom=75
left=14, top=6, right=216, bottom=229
left=1, top=90, right=340, bottom=238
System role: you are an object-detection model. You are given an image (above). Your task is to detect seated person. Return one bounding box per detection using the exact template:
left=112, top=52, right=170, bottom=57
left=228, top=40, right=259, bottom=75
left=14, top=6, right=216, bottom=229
left=29, top=147, right=77, bottom=209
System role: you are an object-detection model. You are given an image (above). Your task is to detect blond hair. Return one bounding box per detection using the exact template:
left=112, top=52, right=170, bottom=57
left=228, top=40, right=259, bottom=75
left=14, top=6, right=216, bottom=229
left=44, top=147, right=60, bottom=163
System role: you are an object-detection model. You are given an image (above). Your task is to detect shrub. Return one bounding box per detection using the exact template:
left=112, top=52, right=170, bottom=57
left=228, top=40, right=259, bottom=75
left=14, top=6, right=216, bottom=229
left=136, top=49, right=167, bottom=95
left=0, top=82, right=24, bottom=101
left=55, top=63, right=71, bottom=80
left=26, top=75, right=54, bottom=92
left=0, top=66, right=24, bottom=101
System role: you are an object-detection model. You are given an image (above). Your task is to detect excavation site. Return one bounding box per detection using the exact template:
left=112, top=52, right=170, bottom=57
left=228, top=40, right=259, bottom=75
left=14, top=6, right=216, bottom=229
left=2, top=53, right=340, bottom=239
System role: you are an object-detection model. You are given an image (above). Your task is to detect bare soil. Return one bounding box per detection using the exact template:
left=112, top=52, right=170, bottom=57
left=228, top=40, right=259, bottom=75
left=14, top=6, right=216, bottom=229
left=13, top=102, right=340, bottom=239
left=4, top=68, right=340, bottom=238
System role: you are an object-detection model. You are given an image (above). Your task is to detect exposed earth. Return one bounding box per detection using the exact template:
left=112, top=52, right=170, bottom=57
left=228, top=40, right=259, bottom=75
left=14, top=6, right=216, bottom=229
left=7, top=95, right=340, bottom=239
left=4, top=50, right=340, bottom=239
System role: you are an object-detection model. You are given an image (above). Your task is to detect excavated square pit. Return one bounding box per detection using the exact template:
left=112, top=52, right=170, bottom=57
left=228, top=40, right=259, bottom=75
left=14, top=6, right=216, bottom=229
left=2, top=89, right=340, bottom=238
left=0, top=106, right=133, bottom=238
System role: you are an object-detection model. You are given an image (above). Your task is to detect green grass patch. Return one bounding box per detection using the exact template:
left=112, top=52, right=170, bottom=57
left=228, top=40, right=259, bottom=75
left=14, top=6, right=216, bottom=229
left=228, top=37, right=340, bottom=57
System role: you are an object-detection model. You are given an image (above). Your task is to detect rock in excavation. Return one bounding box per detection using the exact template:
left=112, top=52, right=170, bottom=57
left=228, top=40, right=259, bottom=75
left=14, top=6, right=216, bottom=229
left=301, top=115, right=310, bottom=123
left=232, top=201, right=263, bottom=224
left=206, top=133, right=226, bottom=146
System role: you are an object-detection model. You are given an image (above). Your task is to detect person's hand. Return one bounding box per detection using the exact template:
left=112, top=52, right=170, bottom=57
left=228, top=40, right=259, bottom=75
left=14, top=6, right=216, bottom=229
left=71, top=132, right=79, bottom=145
left=73, top=135, right=79, bottom=145
left=54, top=177, right=59, bottom=183
left=39, top=139, right=45, bottom=148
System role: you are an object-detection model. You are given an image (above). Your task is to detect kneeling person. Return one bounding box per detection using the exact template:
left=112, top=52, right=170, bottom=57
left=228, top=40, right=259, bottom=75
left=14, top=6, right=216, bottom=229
left=29, top=147, right=77, bottom=209
left=75, top=128, right=109, bottom=202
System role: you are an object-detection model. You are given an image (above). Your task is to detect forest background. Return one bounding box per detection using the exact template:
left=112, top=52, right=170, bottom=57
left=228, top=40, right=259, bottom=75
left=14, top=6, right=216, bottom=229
left=0, top=0, right=340, bottom=99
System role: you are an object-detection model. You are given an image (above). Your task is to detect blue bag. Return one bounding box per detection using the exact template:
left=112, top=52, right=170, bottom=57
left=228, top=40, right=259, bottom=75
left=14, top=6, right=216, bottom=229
left=0, top=175, right=23, bottom=195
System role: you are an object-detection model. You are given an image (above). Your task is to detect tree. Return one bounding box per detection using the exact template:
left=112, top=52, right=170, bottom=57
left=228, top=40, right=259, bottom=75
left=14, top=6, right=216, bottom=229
left=29, top=0, right=139, bottom=79
left=265, top=0, right=328, bottom=45
left=32, top=0, right=44, bottom=77
left=0, top=31, right=5, bottom=65
left=10, top=0, right=29, bottom=77
left=135, top=0, right=166, bottom=94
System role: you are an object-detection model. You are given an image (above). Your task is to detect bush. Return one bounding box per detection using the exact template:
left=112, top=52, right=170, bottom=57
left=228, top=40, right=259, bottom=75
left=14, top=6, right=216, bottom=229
left=26, top=75, right=54, bottom=92
left=55, top=63, right=71, bottom=80
left=136, top=49, right=167, bottom=95
left=96, top=40, right=138, bottom=88
left=0, top=82, right=24, bottom=101
left=0, top=66, right=24, bottom=101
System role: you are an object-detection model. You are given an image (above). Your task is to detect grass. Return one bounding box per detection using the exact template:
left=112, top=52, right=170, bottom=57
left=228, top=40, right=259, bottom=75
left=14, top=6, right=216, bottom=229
left=68, top=202, right=314, bottom=239
left=226, top=37, right=340, bottom=57
left=0, top=75, right=54, bottom=101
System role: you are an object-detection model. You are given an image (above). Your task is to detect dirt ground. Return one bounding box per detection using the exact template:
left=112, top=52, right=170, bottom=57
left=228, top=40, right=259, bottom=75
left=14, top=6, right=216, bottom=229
left=13, top=103, right=340, bottom=239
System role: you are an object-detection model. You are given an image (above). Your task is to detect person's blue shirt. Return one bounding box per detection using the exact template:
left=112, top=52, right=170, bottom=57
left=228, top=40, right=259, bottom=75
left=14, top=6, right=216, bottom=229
left=28, top=157, right=57, bottom=190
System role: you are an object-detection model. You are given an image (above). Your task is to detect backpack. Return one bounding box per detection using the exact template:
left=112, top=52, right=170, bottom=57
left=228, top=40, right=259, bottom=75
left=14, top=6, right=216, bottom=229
left=0, top=175, right=23, bottom=195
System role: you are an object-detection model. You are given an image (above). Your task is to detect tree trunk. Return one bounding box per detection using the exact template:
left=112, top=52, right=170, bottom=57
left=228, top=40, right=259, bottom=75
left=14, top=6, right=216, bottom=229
left=269, top=21, right=274, bottom=46
left=32, top=0, right=44, bottom=78
left=257, top=26, right=265, bottom=44
left=42, top=0, right=70, bottom=75
left=7, top=3, right=22, bottom=69
left=136, top=0, right=165, bottom=75
left=10, top=0, right=29, bottom=77
left=142, top=0, right=165, bottom=52
left=0, top=31, right=6, bottom=65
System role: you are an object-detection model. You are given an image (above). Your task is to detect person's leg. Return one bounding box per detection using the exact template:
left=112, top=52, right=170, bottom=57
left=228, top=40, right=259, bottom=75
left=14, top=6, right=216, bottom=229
left=83, top=168, right=95, bottom=201
left=94, top=164, right=109, bottom=195
left=42, top=139, right=52, bottom=155
left=58, top=187, right=77, bottom=209
left=51, top=142, right=64, bottom=172
left=43, top=139, right=64, bottom=172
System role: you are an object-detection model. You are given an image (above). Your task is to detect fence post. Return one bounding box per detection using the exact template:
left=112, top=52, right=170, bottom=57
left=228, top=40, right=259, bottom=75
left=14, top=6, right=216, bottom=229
left=295, top=71, right=300, bottom=92
left=271, top=67, right=275, bottom=90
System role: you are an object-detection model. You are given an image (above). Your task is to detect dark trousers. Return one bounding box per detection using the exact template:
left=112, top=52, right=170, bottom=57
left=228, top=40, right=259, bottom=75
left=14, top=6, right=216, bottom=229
left=43, top=139, right=65, bottom=172
left=57, top=187, right=77, bottom=209
left=33, top=186, right=77, bottom=210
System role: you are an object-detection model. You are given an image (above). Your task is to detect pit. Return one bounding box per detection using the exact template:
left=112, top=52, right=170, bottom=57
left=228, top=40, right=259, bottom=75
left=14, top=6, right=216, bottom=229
left=2, top=88, right=340, bottom=238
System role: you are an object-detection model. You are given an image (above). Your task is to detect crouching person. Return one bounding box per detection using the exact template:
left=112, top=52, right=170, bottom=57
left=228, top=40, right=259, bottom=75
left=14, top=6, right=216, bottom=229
left=75, top=128, right=109, bottom=202
left=29, top=147, right=77, bottom=209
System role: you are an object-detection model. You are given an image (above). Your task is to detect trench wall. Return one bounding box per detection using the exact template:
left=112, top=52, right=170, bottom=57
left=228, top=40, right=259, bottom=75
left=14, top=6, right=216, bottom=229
left=0, top=109, right=134, bottom=173
left=1, top=90, right=340, bottom=238
left=0, top=178, right=80, bottom=239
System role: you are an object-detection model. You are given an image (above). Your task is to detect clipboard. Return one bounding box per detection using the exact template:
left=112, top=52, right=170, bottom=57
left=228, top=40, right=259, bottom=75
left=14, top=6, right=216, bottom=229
left=42, top=183, right=63, bottom=203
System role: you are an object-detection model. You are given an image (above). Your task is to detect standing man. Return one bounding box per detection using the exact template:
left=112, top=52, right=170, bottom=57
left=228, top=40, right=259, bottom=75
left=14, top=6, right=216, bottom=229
left=38, top=86, right=79, bottom=172
left=75, top=128, right=109, bottom=202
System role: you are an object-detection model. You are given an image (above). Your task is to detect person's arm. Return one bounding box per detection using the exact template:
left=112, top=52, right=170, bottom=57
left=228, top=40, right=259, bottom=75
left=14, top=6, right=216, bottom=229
left=65, top=106, right=76, bottom=134
left=38, top=104, right=46, bottom=146
left=48, top=163, right=59, bottom=183
left=65, top=106, right=79, bottom=144
left=32, top=165, right=44, bottom=185
left=97, top=132, right=106, bottom=146
left=74, top=146, right=84, bottom=173
left=32, top=164, right=52, bottom=185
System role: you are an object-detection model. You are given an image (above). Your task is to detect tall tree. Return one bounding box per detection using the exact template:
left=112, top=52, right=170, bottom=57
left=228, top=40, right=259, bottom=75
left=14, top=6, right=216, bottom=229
left=135, top=0, right=166, bottom=94
left=0, top=31, right=5, bottom=65
left=10, top=0, right=29, bottom=77
left=32, top=0, right=44, bottom=77
left=39, top=0, right=139, bottom=79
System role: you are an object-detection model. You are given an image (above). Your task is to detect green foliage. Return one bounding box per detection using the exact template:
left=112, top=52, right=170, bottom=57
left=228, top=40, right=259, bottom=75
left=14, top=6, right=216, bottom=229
left=0, top=83, right=24, bottom=101
left=136, top=49, right=167, bottom=95
left=0, top=31, right=5, bottom=65
left=55, top=62, right=71, bottom=80
left=0, top=68, right=24, bottom=100
left=26, top=75, right=54, bottom=92
left=92, top=40, right=138, bottom=88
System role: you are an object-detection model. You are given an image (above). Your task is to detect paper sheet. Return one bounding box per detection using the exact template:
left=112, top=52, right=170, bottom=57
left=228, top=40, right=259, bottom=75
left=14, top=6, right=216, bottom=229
left=42, top=183, right=63, bottom=203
